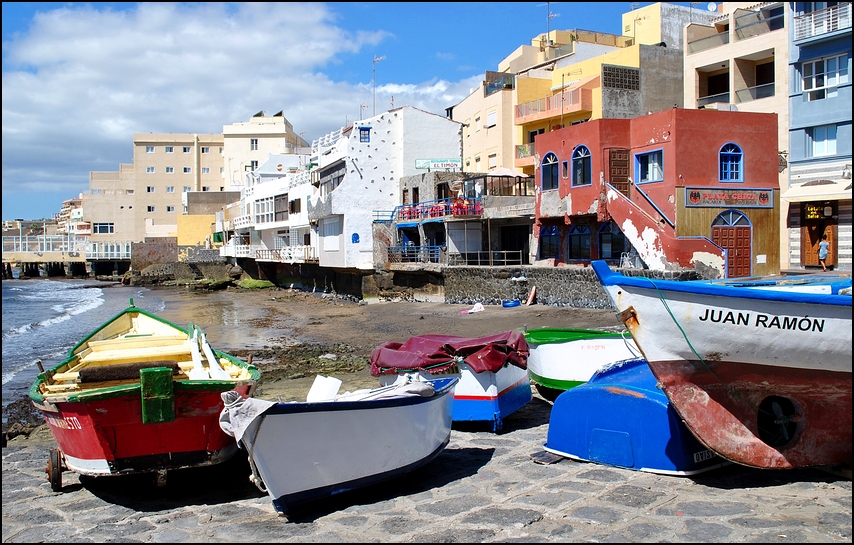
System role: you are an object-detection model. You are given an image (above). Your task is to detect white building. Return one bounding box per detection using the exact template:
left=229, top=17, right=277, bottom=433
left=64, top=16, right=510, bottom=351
left=307, top=106, right=463, bottom=270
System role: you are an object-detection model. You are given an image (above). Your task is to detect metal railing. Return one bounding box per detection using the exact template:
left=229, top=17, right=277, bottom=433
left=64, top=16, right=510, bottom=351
left=2, top=236, right=130, bottom=260
left=387, top=245, right=443, bottom=264
left=515, top=89, right=580, bottom=120
left=395, top=198, right=483, bottom=222
left=516, top=143, right=535, bottom=160
left=447, top=250, right=526, bottom=267
left=255, top=245, right=317, bottom=262
left=794, top=3, right=851, bottom=41
left=734, top=10, right=785, bottom=40
left=735, top=82, right=775, bottom=103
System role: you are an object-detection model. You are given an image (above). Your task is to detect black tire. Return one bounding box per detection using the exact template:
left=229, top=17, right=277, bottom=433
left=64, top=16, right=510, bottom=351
left=47, top=448, right=62, bottom=492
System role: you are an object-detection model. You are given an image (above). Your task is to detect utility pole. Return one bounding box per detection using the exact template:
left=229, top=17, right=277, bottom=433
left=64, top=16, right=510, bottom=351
left=373, top=55, right=385, bottom=117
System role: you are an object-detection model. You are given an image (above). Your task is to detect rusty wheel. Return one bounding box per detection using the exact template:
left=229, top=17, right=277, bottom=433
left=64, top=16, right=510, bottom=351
left=46, top=448, right=62, bottom=492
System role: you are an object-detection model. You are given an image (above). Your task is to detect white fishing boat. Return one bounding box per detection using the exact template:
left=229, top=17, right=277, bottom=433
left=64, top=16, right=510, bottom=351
left=219, top=374, right=458, bottom=518
left=591, top=260, right=852, bottom=469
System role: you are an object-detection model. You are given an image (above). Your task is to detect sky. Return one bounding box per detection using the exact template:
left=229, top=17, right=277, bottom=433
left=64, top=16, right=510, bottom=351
left=2, top=2, right=684, bottom=221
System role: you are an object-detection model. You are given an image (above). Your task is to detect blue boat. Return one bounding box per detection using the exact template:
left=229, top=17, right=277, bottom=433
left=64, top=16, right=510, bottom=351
left=544, top=357, right=727, bottom=475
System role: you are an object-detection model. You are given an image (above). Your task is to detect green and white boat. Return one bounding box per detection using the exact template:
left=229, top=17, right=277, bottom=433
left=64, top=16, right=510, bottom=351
left=522, top=327, right=642, bottom=401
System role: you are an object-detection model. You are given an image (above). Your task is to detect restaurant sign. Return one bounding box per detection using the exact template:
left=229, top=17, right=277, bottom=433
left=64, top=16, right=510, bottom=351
left=415, top=158, right=462, bottom=170
left=685, top=187, right=774, bottom=208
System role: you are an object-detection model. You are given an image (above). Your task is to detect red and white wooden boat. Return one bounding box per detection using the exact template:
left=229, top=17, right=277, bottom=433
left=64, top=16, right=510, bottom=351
left=28, top=299, right=261, bottom=491
left=591, top=260, right=852, bottom=469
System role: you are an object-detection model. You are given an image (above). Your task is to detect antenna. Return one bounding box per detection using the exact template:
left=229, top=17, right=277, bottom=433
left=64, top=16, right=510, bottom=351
left=537, top=2, right=559, bottom=42
left=707, top=2, right=717, bottom=12
left=372, top=55, right=385, bottom=117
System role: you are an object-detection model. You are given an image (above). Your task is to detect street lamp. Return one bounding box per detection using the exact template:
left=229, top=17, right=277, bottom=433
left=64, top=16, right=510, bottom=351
left=372, top=55, right=385, bottom=117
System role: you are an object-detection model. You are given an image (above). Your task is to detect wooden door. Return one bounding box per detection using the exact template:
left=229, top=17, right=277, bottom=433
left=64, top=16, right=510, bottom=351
left=713, top=226, right=752, bottom=277
left=802, top=223, right=836, bottom=267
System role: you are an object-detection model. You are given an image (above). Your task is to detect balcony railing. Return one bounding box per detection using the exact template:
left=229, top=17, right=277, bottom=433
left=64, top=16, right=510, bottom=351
left=387, top=245, right=443, bottom=264
left=447, top=250, right=526, bottom=267
left=233, top=215, right=253, bottom=229
left=794, top=3, right=852, bottom=41
left=735, top=82, right=775, bottom=103
left=395, top=198, right=483, bottom=222
left=516, top=143, right=535, bottom=160
left=255, top=245, right=317, bottom=263
left=687, top=31, right=730, bottom=54
left=735, top=10, right=785, bottom=41
left=698, top=92, right=731, bottom=107
left=515, top=89, right=585, bottom=123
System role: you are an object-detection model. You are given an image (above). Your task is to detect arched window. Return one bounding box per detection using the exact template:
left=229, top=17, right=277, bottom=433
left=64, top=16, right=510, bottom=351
left=572, top=146, right=592, bottom=187
left=598, top=222, right=626, bottom=259
left=719, top=143, right=743, bottom=182
left=541, top=152, right=559, bottom=190
left=568, top=225, right=591, bottom=259
left=712, top=210, right=750, bottom=227
left=539, top=225, right=560, bottom=259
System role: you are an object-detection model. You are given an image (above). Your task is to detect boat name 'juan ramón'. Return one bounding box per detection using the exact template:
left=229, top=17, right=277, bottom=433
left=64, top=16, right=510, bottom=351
left=697, top=309, right=825, bottom=332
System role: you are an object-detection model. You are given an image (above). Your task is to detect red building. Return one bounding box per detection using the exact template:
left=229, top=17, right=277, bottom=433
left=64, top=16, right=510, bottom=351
left=533, top=108, right=780, bottom=278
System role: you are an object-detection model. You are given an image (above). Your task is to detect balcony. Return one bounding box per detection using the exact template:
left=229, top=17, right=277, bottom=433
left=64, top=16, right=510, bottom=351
left=734, top=82, right=775, bottom=103
left=687, top=31, right=730, bottom=54
left=395, top=198, right=483, bottom=222
left=233, top=214, right=253, bottom=229
left=794, top=3, right=852, bottom=41
left=255, top=245, right=317, bottom=263
left=514, top=88, right=592, bottom=125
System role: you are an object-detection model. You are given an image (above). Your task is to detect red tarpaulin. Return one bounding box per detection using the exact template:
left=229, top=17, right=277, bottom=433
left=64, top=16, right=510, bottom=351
left=370, top=331, right=529, bottom=376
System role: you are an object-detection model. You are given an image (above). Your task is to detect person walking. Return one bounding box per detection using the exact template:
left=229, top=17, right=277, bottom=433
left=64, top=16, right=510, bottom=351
left=818, top=234, right=830, bottom=272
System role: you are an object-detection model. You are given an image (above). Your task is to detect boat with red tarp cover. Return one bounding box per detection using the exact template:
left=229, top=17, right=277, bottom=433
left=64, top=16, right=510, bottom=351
left=370, top=331, right=531, bottom=431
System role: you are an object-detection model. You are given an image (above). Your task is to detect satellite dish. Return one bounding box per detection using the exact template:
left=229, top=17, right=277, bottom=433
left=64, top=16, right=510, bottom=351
left=707, top=2, right=717, bottom=11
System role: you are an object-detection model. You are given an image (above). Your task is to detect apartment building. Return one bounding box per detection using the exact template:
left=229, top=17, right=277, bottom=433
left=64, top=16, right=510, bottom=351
left=785, top=1, right=852, bottom=271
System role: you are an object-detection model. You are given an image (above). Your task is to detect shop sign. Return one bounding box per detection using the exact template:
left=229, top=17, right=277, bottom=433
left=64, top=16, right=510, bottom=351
left=685, top=187, right=774, bottom=208
left=416, top=158, right=462, bottom=170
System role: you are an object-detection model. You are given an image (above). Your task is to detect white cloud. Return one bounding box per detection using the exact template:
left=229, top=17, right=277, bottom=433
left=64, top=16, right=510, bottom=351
left=1, top=2, right=474, bottom=216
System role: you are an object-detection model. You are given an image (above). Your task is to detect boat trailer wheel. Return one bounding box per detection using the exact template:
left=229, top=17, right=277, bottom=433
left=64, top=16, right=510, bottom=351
left=46, top=448, right=63, bottom=492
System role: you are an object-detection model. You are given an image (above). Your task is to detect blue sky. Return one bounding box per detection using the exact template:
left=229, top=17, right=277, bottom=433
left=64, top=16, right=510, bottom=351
left=2, top=2, right=686, bottom=221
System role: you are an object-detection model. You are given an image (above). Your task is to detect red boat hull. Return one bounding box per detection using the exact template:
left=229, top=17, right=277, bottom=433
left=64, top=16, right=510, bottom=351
left=648, top=359, right=852, bottom=469
left=37, top=383, right=253, bottom=476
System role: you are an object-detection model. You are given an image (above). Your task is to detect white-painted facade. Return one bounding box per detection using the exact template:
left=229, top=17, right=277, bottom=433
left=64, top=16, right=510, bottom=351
left=308, top=106, right=463, bottom=270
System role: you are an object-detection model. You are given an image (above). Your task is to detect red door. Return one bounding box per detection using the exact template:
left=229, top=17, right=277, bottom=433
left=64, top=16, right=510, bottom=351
left=713, top=226, right=751, bottom=278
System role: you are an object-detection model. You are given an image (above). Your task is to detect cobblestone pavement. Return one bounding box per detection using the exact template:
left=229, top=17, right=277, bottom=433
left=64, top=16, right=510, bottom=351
left=3, top=393, right=851, bottom=543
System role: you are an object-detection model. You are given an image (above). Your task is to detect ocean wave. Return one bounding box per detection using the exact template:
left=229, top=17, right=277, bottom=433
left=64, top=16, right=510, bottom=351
left=2, top=284, right=104, bottom=340
left=1, top=350, right=67, bottom=386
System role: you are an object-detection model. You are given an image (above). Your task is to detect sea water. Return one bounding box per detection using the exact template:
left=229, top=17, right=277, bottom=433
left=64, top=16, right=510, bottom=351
left=1, top=279, right=163, bottom=416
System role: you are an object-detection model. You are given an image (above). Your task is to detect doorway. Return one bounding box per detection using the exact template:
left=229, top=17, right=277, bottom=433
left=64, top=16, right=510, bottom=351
left=711, top=210, right=752, bottom=278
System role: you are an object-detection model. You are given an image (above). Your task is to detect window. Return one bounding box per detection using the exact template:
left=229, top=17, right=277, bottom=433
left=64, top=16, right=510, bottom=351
left=561, top=161, right=569, bottom=179
left=803, top=54, right=849, bottom=101
left=541, top=152, right=559, bottom=190
left=183, top=186, right=192, bottom=192
left=182, top=146, right=191, bottom=153
left=322, top=217, right=341, bottom=251
left=719, top=143, right=743, bottom=182
left=93, top=223, right=114, bottom=234
left=146, top=166, right=155, bottom=174
left=202, top=186, right=210, bottom=191
left=250, top=138, right=258, bottom=151
left=289, top=198, right=302, bottom=214
left=809, top=125, right=837, bottom=156
left=488, top=154, right=497, bottom=170
left=568, top=225, right=592, bottom=259
left=201, top=167, right=210, bottom=174
left=201, top=147, right=210, bottom=154
left=166, top=206, right=175, bottom=212
left=126, top=189, right=134, bottom=195
left=146, top=146, right=154, bottom=153
left=359, top=127, right=371, bottom=143
left=598, top=222, right=626, bottom=260
left=147, top=206, right=156, bottom=212
left=250, top=160, right=258, bottom=170
left=274, top=193, right=289, bottom=222
left=475, top=115, right=481, bottom=131
left=165, top=146, right=173, bottom=153
left=219, top=147, right=223, bottom=153
left=529, top=128, right=544, bottom=143
left=183, top=167, right=192, bottom=174
left=572, top=146, right=592, bottom=187
left=165, top=166, right=174, bottom=174
left=220, top=167, right=224, bottom=173
left=635, top=150, right=664, bottom=183
left=538, top=225, right=559, bottom=259
left=146, top=186, right=155, bottom=193
left=166, top=186, right=175, bottom=193
left=486, top=110, right=497, bottom=128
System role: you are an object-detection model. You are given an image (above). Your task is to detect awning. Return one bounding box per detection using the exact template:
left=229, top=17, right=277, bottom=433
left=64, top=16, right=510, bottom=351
left=780, top=179, right=852, bottom=202
left=396, top=222, right=419, bottom=229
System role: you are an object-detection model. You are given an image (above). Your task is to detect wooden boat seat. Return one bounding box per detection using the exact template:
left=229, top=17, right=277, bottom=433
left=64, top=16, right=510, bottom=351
left=86, top=335, right=188, bottom=351
left=78, top=342, right=193, bottom=366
